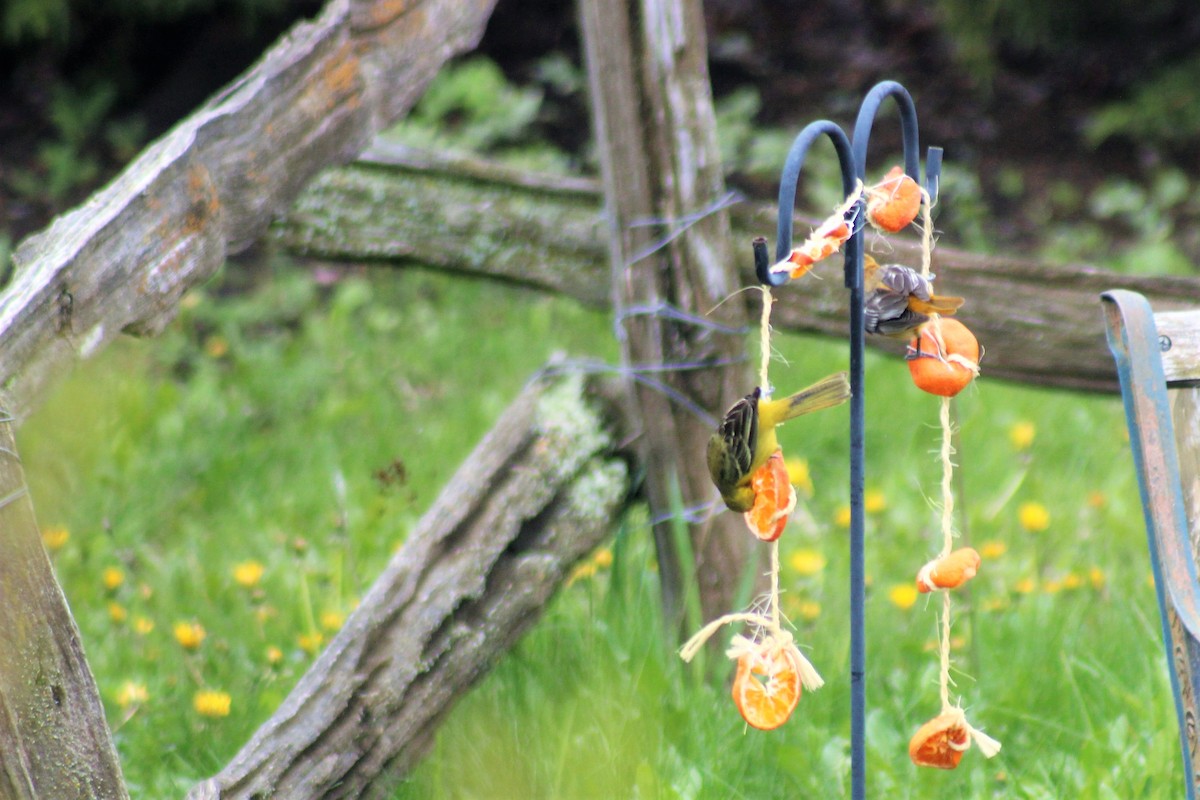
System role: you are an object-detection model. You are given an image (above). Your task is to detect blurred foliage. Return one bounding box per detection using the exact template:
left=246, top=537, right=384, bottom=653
left=2, top=0, right=288, bottom=44
left=929, top=0, right=1180, bottom=87
left=1085, top=55, right=1200, bottom=149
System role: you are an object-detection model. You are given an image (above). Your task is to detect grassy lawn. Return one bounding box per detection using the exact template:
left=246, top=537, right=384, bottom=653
left=18, top=259, right=1175, bottom=798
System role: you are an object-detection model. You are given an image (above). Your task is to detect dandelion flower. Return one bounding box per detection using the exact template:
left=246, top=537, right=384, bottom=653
left=788, top=548, right=827, bottom=576
left=193, top=690, right=231, bottom=718
left=1017, top=502, right=1050, bottom=533
left=133, top=617, right=154, bottom=636
left=266, top=645, right=283, bottom=664
left=42, top=526, right=69, bottom=551
left=1008, top=421, right=1035, bottom=451
left=785, top=457, right=814, bottom=497
left=1089, top=567, right=1106, bottom=590
left=888, top=584, right=919, bottom=610
left=795, top=600, right=822, bottom=621
left=116, top=681, right=148, bottom=709
left=103, top=567, right=125, bottom=591
left=108, top=602, right=128, bottom=623
left=834, top=505, right=852, bottom=529
left=319, top=610, right=345, bottom=632
left=592, top=547, right=613, bottom=569
left=1062, top=572, right=1083, bottom=590
left=1014, top=577, right=1037, bottom=595
left=864, top=489, right=887, bottom=514
left=174, top=621, right=206, bottom=650
left=298, top=632, right=323, bottom=655
left=232, top=560, right=265, bottom=588
left=567, top=562, right=597, bottom=586
left=1086, top=491, right=1107, bottom=509
left=979, top=540, right=1007, bottom=559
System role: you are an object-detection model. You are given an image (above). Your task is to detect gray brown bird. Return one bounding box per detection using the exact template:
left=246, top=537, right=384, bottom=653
left=863, top=255, right=964, bottom=339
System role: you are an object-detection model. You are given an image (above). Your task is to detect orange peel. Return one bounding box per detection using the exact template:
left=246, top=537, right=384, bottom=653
left=916, top=547, right=982, bottom=593
left=907, top=318, right=980, bottom=397
left=727, top=633, right=821, bottom=730
left=909, top=707, right=1002, bottom=769
left=867, top=165, right=922, bottom=233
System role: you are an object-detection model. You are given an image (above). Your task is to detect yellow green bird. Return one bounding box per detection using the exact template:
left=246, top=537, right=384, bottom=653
left=707, top=372, right=851, bottom=512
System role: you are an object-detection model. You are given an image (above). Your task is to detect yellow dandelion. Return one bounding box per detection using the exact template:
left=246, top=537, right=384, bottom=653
left=979, top=540, right=1007, bottom=559
left=567, top=561, right=597, bottom=586
left=266, top=645, right=283, bottom=664
left=204, top=335, right=229, bottom=359
left=1008, top=420, right=1036, bottom=451
left=592, top=547, right=613, bottom=569
left=795, top=600, right=822, bottom=621
left=1148, top=571, right=1157, bottom=589
left=1089, top=566, right=1106, bottom=590
left=41, top=526, right=70, bottom=551
left=108, top=602, right=128, bottom=623
left=255, top=605, right=278, bottom=624
left=982, top=597, right=1009, bottom=612
left=1062, top=572, right=1083, bottom=590
left=115, top=681, right=148, bottom=709
left=888, top=584, right=919, bottom=610
left=864, top=489, right=887, bottom=514
left=232, top=560, right=265, bottom=588
left=1018, top=501, right=1050, bottom=533
left=785, top=457, right=814, bottom=497
left=788, top=548, right=827, bottom=576
left=133, top=616, right=154, bottom=635
left=1014, top=577, right=1037, bottom=595
left=1042, top=578, right=1063, bottom=595
left=298, top=632, right=324, bottom=655
left=174, top=621, right=206, bottom=650
left=319, top=610, right=345, bottom=632
left=834, top=505, right=852, bottom=529
left=102, top=566, right=125, bottom=591
left=193, top=689, right=231, bottom=718
left=1086, top=491, right=1107, bottom=509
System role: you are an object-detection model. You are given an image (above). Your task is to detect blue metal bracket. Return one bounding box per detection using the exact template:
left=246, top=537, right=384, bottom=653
left=1103, top=289, right=1200, bottom=800
left=760, top=80, right=940, bottom=800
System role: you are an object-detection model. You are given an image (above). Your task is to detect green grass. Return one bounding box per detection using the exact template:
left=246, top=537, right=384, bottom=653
left=19, top=261, right=1176, bottom=798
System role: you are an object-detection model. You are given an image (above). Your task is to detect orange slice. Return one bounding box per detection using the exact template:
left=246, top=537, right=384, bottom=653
left=732, top=641, right=803, bottom=730
left=907, top=318, right=980, bottom=397
left=916, top=547, right=982, bottom=593
left=909, top=710, right=971, bottom=769
left=743, top=451, right=795, bottom=542
left=867, top=166, right=921, bottom=233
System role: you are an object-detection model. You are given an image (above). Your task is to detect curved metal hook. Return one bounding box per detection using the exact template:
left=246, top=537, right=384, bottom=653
left=755, top=119, right=856, bottom=286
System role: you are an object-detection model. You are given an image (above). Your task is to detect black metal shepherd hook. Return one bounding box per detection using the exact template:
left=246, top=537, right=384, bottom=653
left=758, top=80, right=941, bottom=800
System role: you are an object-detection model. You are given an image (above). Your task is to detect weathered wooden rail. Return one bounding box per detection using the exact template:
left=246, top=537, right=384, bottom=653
left=277, top=140, right=1200, bottom=394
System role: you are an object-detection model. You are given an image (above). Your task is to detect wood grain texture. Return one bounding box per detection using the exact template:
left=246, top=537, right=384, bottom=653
left=578, top=0, right=753, bottom=628
left=4, top=0, right=498, bottom=419
left=279, top=144, right=1200, bottom=393
left=187, top=373, right=631, bottom=799
left=0, top=420, right=128, bottom=799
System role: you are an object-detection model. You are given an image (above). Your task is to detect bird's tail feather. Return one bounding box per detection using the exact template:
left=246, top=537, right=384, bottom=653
left=768, top=372, right=851, bottom=423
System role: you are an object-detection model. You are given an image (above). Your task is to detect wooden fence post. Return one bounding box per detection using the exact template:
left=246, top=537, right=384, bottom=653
left=579, top=0, right=754, bottom=631
left=0, top=417, right=128, bottom=799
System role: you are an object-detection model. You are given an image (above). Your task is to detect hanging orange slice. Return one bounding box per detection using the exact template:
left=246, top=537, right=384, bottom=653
left=916, top=547, right=982, bottom=593
left=771, top=212, right=853, bottom=279
left=907, top=318, right=980, bottom=397
left=743, top=451, right=795, bottom=542
left=731, top=641, right=804, bottom=730
left=867, top=166, right=922, bottom=233
left=909, top=710, right=971, bottom=769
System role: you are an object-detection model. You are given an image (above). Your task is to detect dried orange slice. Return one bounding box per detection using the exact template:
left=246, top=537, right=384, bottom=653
left=743, top=451, right=795, bottom=542
left=916, top=547, right=982, bottom=593
left=771, top=213, right=853, bottom=279
left=909, top=710, right=971, bottom=769
left=907, top=318, right=980, bottom=397
left=731, top=641, right=804, bottom=730
left=867, top=166, right=921, bottom=233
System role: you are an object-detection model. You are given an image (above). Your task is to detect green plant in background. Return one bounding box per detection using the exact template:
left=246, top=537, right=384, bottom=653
left=383, top=56, right=573, bottom=173
left=1085, top=55, right=1200, bottom=150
